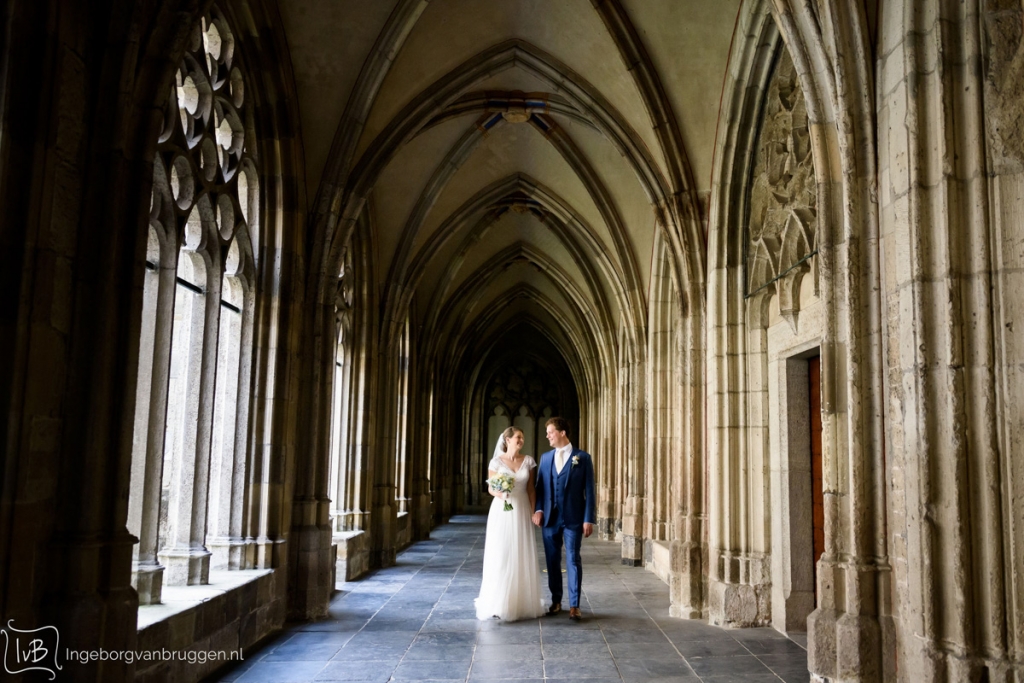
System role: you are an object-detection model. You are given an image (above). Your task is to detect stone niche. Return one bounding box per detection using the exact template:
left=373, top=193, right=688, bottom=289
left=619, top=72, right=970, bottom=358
left=746, top=48, right=817, bottom=330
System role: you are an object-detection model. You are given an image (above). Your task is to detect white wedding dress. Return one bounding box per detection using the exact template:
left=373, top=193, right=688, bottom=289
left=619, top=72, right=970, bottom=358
left=475, top=455, right=547, bottom=621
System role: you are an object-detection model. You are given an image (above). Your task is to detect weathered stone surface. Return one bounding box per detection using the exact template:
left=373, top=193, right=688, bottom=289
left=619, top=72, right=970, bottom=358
left=984, top=0, right=1024, bottom=173
left=4, top=3, right=1022, bottom=683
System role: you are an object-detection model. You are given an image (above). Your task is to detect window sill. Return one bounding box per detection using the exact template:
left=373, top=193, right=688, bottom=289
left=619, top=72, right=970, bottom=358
left=645, top=540, right=671, bottom=586
left=137, top=568, right=274, bottom=631
left=333, top=530, right=369, bottom=582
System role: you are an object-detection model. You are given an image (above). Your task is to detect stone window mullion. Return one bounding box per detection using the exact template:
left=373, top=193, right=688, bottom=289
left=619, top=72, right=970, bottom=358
left=332, top=331, right=357, bottom=531
left=208, top=264, right=249, bottom=569
left=226, top=277, right=256, bottom=567
left=128, top=227, right=178, bottom=605
left=159, top=250, right=221, bottom=586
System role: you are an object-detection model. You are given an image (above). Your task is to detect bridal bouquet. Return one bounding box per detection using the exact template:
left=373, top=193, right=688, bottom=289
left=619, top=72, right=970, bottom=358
left=487, top=472, right=516, bottom=511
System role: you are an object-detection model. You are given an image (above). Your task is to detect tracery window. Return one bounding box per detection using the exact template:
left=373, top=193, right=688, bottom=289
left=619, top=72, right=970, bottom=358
left=394, top=316, right=412, bottom=514
left=127, top=6, right=259, bottom=603
left=329, top=249, right=356, bottom=531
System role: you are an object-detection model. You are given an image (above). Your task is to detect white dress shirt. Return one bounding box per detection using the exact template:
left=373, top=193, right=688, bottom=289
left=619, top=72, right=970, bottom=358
left=554, top=443, right=574, bottom=474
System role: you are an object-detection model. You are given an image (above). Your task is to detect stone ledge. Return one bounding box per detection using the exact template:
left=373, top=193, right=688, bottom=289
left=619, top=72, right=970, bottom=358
left=395, top=510, right=411, bottom=549
left=135, top=569, right=284, bottom=683
left=137, top=569, right=273, bottom=630
left=646, top=539, right=671, bottom=585
left=334, top=530, right=369, bottom=583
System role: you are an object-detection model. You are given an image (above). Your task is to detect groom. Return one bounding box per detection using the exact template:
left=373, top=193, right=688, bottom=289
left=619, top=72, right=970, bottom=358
left=532, top=417, right=596, bottom=621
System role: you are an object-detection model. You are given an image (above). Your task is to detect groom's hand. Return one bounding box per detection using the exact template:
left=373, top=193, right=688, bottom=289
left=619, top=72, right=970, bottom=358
left=532, top=511, right=543, bottom=526
left=583, top=523, right=594, bottom=538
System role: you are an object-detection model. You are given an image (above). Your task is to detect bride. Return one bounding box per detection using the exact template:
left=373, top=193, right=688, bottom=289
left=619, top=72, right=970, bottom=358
left=475, top=426, right=547, bottom=621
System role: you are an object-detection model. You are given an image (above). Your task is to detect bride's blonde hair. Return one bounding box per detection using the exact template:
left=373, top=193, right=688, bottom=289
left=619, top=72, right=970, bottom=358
left=499, top=426, right=524, bottom=452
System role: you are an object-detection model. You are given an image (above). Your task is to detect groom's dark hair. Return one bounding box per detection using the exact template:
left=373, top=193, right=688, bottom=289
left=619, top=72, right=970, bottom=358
left=545, top=416, right=571, bottom=437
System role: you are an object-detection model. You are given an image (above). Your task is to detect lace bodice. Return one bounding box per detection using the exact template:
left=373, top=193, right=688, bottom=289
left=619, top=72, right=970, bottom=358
left=488, top=455, right=536, bottom=487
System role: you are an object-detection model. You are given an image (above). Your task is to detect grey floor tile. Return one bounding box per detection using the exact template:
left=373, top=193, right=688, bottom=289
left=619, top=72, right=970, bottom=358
left=728, top=628, right=794, bottom=645
left=313, top=659, right=397, bottom=681
left=385, top=598, right=438, bottom=609
left=474, top=643, right=542, bottom=660
left=671, top=638, right=749, bottom=658
left=414, top=632, right=477, bottom=646
left=658, top=620, right=730, bottom=641
left=322, top=615, right=375, bottom=630
left=361, top=616, right=425, bottom=631
left=600, top=628, right=671, bottom=644
left=734, top=635, right=808, bottom=656
left=263, top=632, right=353, bottom=661
left=787, top=633, right=808, bottom=650
left=540, top=617, right=602, bottom=631
left=294, top=621, right=368, bottom=633
left=402, top=642, right=475, bottom=661
left=345, top=631, right=418, bottom=648
left=469, top=658, right=545, bottom=679
left=777, top=672, right=812, bottom=683
left=757, top=652, right=811, bottom=680
left=540, top=628, right=607, bottom=644
left=684, top=654, right=774, bottom=678
left=476, top=629, right=541, bottom=645
left=697, top=676, right=784, bottom=683
left=392, top=659, right=472, bottom=680
left=543, top=657, right=621, bottom=678
left=541, top=642, right=612, bottom=660
left=209, top=518, right=824, bottom=683
left=235, top=660, right=328, bottom=682
left=606, top=642, right=682, bottom=659
left=614, top=657, right=696, bottom=678
left=330, top=644, right=407, bottom=662
left=215, top=657, right=258, bottom=682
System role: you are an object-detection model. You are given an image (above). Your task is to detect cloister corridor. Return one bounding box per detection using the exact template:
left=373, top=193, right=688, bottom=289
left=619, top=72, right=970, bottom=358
left=4, top=0, right=1023, bottom=682
left=214, top=517, right=810, bottom=683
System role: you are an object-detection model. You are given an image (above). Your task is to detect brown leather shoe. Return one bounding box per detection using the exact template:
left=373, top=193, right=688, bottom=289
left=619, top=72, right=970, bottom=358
left=569, top=607, right=581, bottom=621
left=547, top=603, right=562, bottom=616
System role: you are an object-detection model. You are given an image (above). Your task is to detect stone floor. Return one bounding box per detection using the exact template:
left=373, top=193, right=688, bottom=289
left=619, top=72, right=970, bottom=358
left=214, top=516, right=810, bottom=683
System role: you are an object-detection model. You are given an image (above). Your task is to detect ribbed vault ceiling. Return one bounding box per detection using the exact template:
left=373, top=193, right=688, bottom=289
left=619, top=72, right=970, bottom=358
left=281, top=0, right=741, bottom=384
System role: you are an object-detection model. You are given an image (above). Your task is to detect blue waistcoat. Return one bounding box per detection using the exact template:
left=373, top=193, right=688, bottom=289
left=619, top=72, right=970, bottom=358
left=552, top=460, right=571, bottom=525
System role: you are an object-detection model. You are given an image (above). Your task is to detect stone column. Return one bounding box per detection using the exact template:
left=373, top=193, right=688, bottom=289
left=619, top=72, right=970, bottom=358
left=287, top=293, right=335, bottom=619
left=370, top=333, right=401, bottom=568
left=878, top=0, right=1024, bottom=679
left=670, top=267, right=705, bottom=620
left=620, top=356, right=646, bottom=565
left=127, top=248, right=176, bottom=604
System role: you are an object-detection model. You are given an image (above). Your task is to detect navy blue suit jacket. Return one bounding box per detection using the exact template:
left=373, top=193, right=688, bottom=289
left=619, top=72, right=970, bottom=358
left=534, top=447, right=596, bottom=527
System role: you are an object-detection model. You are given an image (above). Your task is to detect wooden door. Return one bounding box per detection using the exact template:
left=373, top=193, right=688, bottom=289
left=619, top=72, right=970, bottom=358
left=809, top=355, right=824, bottom=604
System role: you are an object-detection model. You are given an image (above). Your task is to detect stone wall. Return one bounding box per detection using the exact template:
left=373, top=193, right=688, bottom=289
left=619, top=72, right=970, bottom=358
left=135, top=570, right=284, bottom=683
left=0, top=2, right=307, bottom=681
left=3, top=3, right=1023, bottom=683
left=878, top=0, right=1024, bottom=679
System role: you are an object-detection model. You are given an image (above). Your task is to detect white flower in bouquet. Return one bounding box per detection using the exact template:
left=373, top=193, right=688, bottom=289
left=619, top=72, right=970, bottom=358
left=486, top=472, right=516, bottom=511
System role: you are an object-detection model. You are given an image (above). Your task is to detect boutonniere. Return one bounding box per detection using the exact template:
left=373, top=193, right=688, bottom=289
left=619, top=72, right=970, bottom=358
left=571, top=455, right=580, bottom=468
